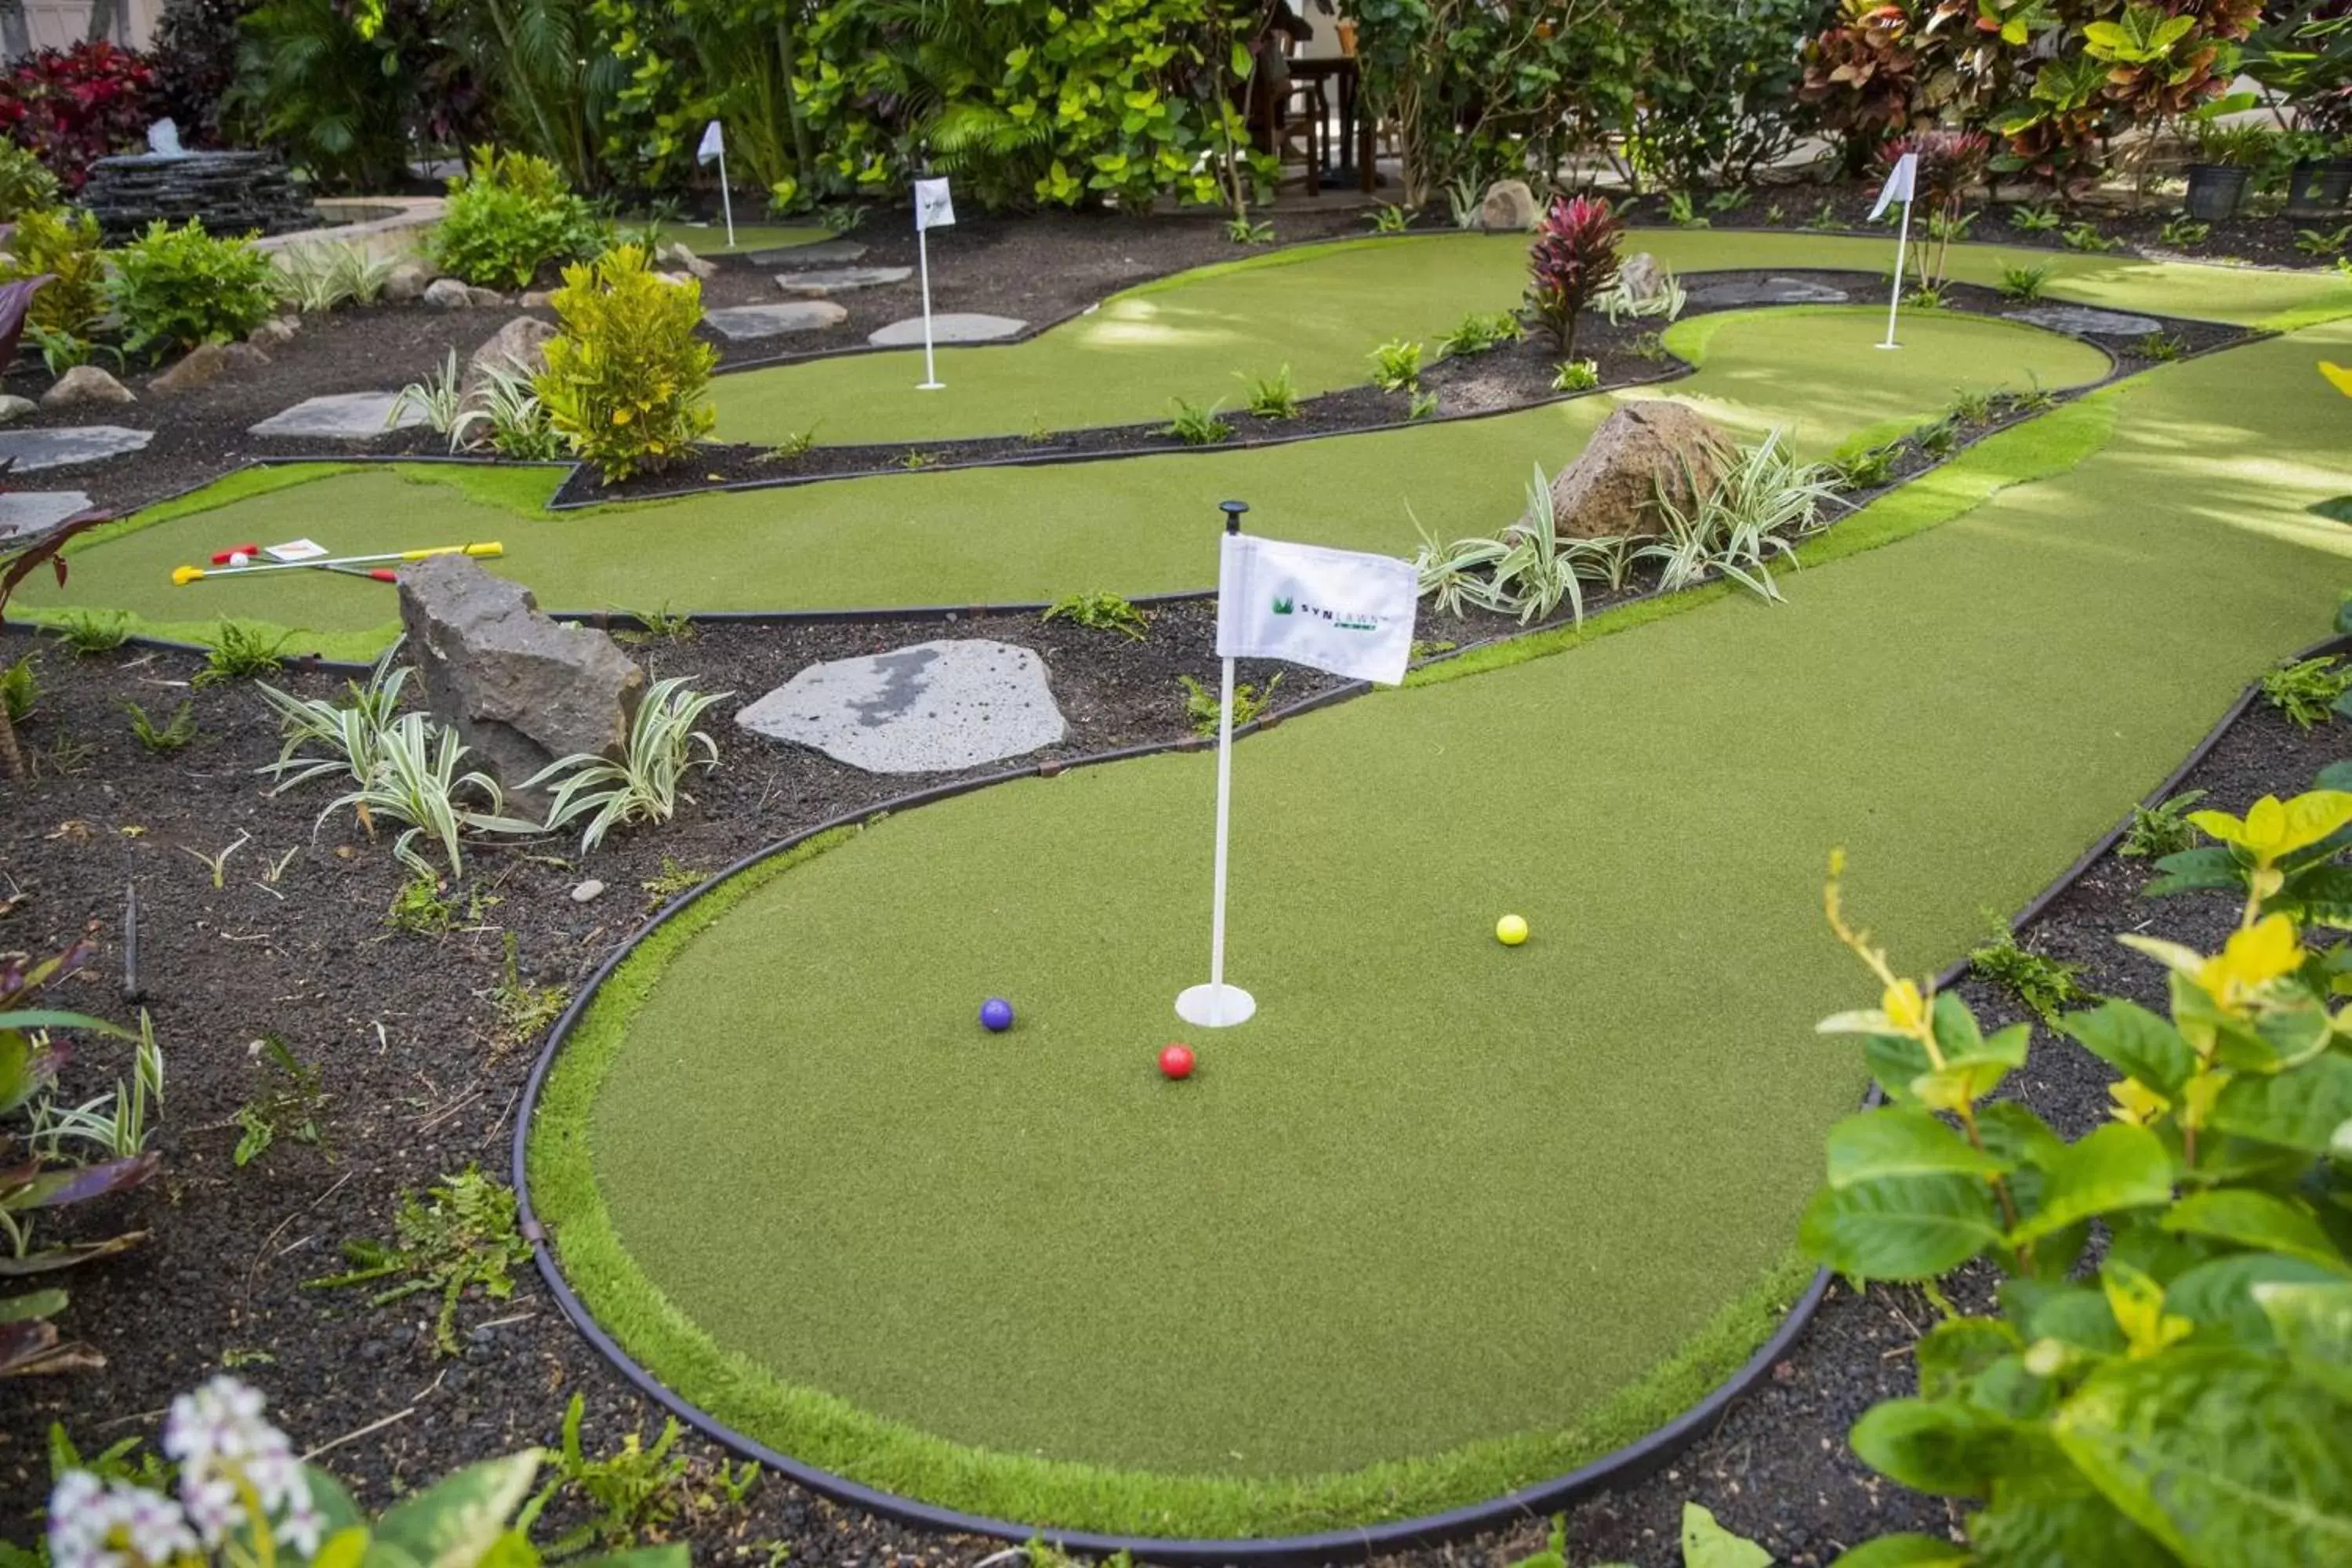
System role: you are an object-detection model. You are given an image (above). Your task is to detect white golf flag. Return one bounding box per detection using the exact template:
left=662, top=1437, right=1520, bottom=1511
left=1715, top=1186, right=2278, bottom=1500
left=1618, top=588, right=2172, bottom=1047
left=696, top=120, right=724, bottom=166
left=1216, top=533, right=1417, bottom=686
left=1869, top=152, right=1918, bottom=221
left=914, top=176, right=956, bottom=231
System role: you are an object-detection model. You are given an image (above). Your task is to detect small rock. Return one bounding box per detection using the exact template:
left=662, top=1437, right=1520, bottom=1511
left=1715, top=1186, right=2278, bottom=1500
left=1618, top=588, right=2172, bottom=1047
left=521, top=290, right=554, bottom=308
left=248, top=317, right=296, bottom=348
left=1480, top=178, right=1540, bottom=231
left=42, top=365, right=136, bottom=408
left=657, top=240, right=717, bottom=280
left=459, top=316, right=560, bottom=407
left=442, top=1365, right=470, bottom=1391
left=464, top=285, right=506, bottom=309
left=467, top=1323, right=497, bottom=1345
left=0, top=394, right=34, bottom=425
left=358, top=1339, right=387, bottom=1363
left=150, top=341, right=228, bottom=397
left=423, top=277, right=474, bottom=309
left=383, top=261, right=431, bottom=302
left=1618, top=252, right=1666, bottom=303
left=570, top=879, right=604, bottom=904
left=223, top=342, right=271, bottom=373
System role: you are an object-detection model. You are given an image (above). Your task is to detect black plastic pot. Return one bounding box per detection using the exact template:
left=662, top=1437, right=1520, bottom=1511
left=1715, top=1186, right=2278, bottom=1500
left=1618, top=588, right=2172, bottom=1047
left=2285, top=158, right=2352, bottom=220
left=2183, top=162, right=2250, bottom=222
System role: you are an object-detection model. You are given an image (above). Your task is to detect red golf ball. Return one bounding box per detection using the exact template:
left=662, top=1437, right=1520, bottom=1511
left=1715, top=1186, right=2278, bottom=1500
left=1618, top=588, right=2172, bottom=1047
left=1159, top=1043, right=1195, bottom=1080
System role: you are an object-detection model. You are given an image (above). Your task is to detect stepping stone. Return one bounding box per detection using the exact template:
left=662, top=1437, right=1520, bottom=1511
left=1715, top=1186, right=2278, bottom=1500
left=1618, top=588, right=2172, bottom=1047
left=774, top=267, right=913, bottom=298
left=704, top=301, right=850, bottom=341
left=735, top=638, right=1065, bottom=774
left=249, top=390, right=423, bottom=439
left=0, top=490, right=93, bottom=539
left=1689, top=277, right=1850, bottom=307
left=867, top=312, right=1025, bottom=347
left=2004, top=304, right=2162, bottom=338
left=751, top=240, right=868, bottom=267
left=0, top=425, right=153, bottom=471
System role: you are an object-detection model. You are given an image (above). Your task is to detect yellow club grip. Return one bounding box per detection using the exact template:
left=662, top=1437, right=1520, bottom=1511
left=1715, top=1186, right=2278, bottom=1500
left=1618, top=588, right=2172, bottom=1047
left=396, top=542, right=504, bottom=563
left=171, top=564, right=205, bottom=586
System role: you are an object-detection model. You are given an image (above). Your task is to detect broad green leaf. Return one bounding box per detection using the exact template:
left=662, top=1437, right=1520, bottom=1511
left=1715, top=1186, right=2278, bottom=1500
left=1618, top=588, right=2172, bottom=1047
left=1865, top=1031, right=1936, bottom=1105
left=1679, top=1503, right=1769, bottom=1568
left=2103, top=1261, right=2193, bottom=1358
left=372, top=1452, right=542, bottom=1568
left=2164, top=1189, right=2352, bottom=1275
left=1967, top=1470, right=2176, bottom=1566
left=1801, top=1174, right=2005, bottom=1281
left=2212, top=1054, right=2352, bottom=1152
left=358, top=1540, right=426, bottom=1568
left=2059, top=1001, right=2196, bottom=1096
left=568, top=1550, right=688, bottom=1568
left=1824, top=1535, right=1968, bottom=1566
left=2167, top=1252, right=2343, bottom=1345
left=2256, top=1280, right=2352, bottom=1403
left=2004, top=1279, right=2128, bottom=1355
left=2008, top=1123, right=2173, bottom=1246
left=1827, top=1109, right=2012, bottom=1188
left=2054, top=1348, right=2352, bottom=1563
left=1976, top=1100, right=2066, bottom=1172
left=2146, top=845, right=2245, bottom=898
left=310, top=1527, right=370, bottom=1568
left=0, top=1288, right=65, bottom=1324
left=1916, top=1316, right=2023, bottom=1399
left=1913, top=1058, right=2013, bottom=1113
left=1850, top=1398, right=2031, bottom=1497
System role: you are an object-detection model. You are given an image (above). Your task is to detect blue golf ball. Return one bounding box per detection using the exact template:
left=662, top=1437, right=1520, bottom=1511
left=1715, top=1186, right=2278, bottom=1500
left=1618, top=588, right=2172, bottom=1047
left=980, top=997, right=1014, bottom=1033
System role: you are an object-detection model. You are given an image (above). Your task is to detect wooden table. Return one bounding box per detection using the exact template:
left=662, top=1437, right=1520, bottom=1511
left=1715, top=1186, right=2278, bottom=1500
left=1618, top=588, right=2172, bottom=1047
left=1289, top=56, right=1377, bottom=193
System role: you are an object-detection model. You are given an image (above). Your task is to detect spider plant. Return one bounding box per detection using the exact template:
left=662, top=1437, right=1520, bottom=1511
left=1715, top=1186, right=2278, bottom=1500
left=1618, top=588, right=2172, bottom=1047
left=258, top=638, right=412, bottom=792
left=391, top=350, right=465, bottom=445
left=1635, top=430, right=1841, bottom=601
left=526, top=678, right=729, bottom=851
left=318, top=713, right=540, bottom=878
left=452, top=362, right=561, bottom=459
left=1597, top=270, right=1687, bottom=325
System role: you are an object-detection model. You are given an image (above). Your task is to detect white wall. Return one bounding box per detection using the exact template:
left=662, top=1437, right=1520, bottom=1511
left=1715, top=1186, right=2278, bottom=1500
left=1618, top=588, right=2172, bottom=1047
left=22, top=0, right=160, bottom=53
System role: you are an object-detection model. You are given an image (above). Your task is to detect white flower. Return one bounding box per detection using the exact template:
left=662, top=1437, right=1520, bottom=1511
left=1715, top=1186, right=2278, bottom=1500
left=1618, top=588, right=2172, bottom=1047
left=47, top=1470, right=198, bottom=1568
left=162, top=1376, right=314, bottom=1552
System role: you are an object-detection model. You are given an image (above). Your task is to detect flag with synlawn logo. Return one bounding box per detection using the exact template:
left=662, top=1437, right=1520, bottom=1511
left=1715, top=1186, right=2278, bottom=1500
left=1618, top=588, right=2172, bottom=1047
left=1216, top=533, right=1418, bottom=686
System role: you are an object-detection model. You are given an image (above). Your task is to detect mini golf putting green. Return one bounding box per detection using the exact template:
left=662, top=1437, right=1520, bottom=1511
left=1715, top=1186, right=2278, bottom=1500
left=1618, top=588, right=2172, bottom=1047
left=24, top=303, right=2111, bottom=657
left=527, top=323, right=2352, bottom=1538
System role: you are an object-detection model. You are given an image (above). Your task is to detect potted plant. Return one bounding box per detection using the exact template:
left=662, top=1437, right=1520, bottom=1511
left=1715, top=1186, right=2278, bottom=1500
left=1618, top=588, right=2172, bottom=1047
left=2183, top=118, right=2271, bottom=221
left=2282, top=128, right=2352, bottom=216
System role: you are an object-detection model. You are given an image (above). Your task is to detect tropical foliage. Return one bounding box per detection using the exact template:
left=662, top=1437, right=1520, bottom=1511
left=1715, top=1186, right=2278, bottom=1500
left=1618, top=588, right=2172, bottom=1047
left=535, top=242, right=719, bottom=481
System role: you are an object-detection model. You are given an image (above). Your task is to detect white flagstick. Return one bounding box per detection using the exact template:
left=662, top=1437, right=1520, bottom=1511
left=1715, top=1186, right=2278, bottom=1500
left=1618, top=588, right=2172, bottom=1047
left=1175, top=500, right=1257, bottom=1029
left=717, top=143, right=735, bottom=251
left=916, top=219, right=942, bottom=390
left=1879, top=191, right=1912, bottom=350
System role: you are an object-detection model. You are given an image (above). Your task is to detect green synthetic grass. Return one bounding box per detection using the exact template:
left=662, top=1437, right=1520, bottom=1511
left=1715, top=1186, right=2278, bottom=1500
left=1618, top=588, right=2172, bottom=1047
left=24, top=308, right=2107, bottom=652
left=531, top=322, right=2352, bottom=1534
left=675, top=221, right=832, bottom=256
left=703, top=229, right=2348, bottom=449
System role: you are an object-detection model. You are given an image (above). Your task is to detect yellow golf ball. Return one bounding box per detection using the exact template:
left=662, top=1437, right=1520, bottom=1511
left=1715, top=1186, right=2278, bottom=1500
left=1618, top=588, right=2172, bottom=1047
left=1496, top=914, right=1529, bottom=946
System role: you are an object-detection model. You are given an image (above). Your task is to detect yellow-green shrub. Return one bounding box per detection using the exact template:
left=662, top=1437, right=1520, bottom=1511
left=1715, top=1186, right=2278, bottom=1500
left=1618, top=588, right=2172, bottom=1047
left=0, top=205, right=104, bottom=336
left=535, top=245, right=717, bottom=483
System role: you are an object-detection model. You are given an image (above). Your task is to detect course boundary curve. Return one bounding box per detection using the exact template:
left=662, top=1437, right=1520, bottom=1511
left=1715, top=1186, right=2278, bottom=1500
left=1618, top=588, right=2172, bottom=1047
left=504, top=546, right=2340, bottom=1566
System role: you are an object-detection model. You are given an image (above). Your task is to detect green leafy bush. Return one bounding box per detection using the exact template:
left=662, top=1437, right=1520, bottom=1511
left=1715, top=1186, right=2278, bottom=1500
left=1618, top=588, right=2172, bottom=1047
left=0, top=140, right=59, bottom=220
left=428, top=146, right=603, bottom=289
left=535, top=243, right=718, bottom=482
left=1967, top=924, right=2092, bottom=1024
left=2261, top=654, right=2352, bottom=728
left=104, top=219, right=280, bottom=358
left=1369, top=338, right=1424, bottom=393
left=1809, top=800, right=2352, bottom=1566
left=1160, top=396, right=1232, bottom=445
left=1043, top=590, right=1150, bottom=640
left=0, top=205, right=105, bottom=338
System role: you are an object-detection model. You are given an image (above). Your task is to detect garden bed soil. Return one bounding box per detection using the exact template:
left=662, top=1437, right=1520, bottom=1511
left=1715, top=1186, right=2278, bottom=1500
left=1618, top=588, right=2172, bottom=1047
left=1, top=568, right=2338, bottom=1564
left=1, top=206, right=1369, bottom=519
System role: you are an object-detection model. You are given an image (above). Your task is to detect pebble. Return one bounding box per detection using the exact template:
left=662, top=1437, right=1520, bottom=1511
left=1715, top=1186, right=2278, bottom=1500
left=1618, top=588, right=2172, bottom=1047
left=570, top=879, right=604, bottom=903
left=358, top=1338, right=387, bottom=1361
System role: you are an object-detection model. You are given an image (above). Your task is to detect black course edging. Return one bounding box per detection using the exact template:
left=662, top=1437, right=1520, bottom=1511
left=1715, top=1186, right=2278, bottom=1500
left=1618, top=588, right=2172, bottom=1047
left=503, top=596, right=2333, bottom=1564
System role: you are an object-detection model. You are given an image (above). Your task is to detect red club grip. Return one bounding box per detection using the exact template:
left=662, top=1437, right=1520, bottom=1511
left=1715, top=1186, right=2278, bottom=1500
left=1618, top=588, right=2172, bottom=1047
left=210, top=543, right=261, bottom=564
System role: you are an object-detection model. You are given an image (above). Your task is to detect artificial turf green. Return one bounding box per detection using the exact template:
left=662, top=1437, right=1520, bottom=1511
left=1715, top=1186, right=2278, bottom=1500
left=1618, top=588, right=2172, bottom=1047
left=530, top=321, right=2352, bottom=1532
left=675, top=221, right=833, bottom=256
left=21, top=307, right=2107, bottom=652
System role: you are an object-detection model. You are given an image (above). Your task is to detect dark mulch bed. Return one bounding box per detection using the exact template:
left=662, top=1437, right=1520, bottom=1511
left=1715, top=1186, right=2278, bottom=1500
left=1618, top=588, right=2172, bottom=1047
left=1616, top=180, right=2350, bottom=271
left=0, top=568, right=2337, bottom=1564
left=2, top=206, right=1369, bottom=519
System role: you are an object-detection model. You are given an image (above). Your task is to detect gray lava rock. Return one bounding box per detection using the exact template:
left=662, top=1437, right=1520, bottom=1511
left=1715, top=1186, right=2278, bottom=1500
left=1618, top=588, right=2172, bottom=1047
left=866, top=312, right=1025, bottom=347
left=397, top=554, right=646, bottom=799
left=773, top=266, right=912, bottom=298
left=753, top=239, right=868, bottom=267
left=464, top=285, right=506, bottom=309
left=657, top=240, right=717, bottom=279
left=249, top=317, right=297, bottom=348
left=460, top=316, right=560, bottom=406
left=384, top=262, right=431, bottom=303
left=0, top=394, right=34, bottom=424
left=2004, top=303, right=2163, bottom=337
left=0, top=490, right=94, bottom=540
left=735, top=638, right=1064, bottom=774
left=1618, top=252, right=1667, bottom=303
left=423, top=277, right=474, bottom=309
left=1689, top=277, right=1850, bottom=307
left=150, top=342, right=227, bottom=397
left=704, top=301, right=849, bottom=340
left=248, top=390, right=423, bottom=439
left=0, top=425, right=153, bottom=470
left=223, top=342, right=271, bottom=373
left=41, top=366, right=136, bottom=409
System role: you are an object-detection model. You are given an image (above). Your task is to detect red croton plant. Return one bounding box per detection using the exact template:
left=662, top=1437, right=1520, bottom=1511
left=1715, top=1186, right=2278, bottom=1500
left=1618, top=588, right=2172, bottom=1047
left=0, top=40, right=159, bottom=191
left=1525, top=193, right=1621, bottom=359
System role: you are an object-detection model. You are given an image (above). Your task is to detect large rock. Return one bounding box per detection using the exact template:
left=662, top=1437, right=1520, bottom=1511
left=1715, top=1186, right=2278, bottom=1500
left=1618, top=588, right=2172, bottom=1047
left=384, top=262, right=431, bottom=303
left=459, top=316, right=559, bottom=407
left=397, top=555, right=646, bottom=800
left=1524, top=401, right=1734, bottom=540
left=423, top=277, right=474, bottom=310
left=656, top=240, right=717, bottom=280
left=42, top=366, right=135, bottom=409
left=150, top=342, right=227, bottom=397
left=1479, top=179, right=1539, bottom=232
left=1617, top=252, right=1667, bottom=304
